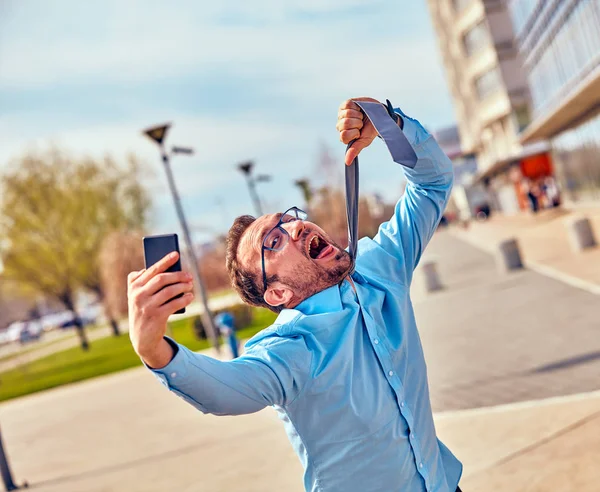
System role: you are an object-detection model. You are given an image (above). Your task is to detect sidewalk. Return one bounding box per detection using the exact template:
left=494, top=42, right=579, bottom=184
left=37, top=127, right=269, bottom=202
left=2, top=361, right=599, bottom=492
left=414, top=232, right=600, bottom=411
left=437, top=390, right=600, bottom=491
left=450, top=206, right=600, bottom=292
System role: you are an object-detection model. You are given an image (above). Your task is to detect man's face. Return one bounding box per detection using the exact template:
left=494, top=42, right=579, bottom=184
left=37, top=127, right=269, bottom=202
left=238, top=212, right=352, bottom=307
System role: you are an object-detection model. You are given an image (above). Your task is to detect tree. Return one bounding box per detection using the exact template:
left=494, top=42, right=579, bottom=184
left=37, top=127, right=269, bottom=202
left=98, top=230, right=145, bottom=323
left=73, top=155, right=151, bottom=336
left=0, top=277, right=35, bottom=330
left=0, top=150, right=151, bottom=349
left=197, top=238, right=230, bottom=293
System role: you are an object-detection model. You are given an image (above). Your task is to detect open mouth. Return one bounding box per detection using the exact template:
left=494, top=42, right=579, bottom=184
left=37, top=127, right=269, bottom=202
left=308, top=235, right=335, bottom=260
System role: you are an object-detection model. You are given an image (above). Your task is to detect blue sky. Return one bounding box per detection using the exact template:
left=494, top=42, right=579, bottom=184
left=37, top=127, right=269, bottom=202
left=0, top=0, right=456, bottom=242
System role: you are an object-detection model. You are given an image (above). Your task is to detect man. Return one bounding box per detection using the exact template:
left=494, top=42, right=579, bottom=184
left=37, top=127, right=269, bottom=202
left=128, top=97, right=462, bottom=491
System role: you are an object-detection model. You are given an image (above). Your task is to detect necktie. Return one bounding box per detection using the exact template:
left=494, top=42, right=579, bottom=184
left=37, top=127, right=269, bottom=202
left=345, top=100, right=418, bottom=269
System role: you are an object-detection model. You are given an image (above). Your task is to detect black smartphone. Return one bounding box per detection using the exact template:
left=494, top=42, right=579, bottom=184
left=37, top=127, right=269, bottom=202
left=143, top=233, right=185, bottom=315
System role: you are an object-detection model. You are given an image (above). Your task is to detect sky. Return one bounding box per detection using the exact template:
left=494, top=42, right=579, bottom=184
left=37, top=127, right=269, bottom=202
left=0, top=0, right=456, bottom=243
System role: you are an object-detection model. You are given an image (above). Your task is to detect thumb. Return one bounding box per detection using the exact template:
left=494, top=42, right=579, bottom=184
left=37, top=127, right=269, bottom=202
left=345, top=137, right=370, bottom=166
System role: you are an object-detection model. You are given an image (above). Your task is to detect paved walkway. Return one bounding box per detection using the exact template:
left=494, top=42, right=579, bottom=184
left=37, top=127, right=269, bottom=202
left=413, top=232, right=600, bottom=411
left=3, top=361, right=599, bottom=491
left=437, top=391, right=600, bottom=491
left=451, top=206, right=600, bottom=290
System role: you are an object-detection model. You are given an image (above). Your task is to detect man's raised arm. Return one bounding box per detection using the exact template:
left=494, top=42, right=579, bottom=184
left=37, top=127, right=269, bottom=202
left=338, top=98, right=454, bottom=284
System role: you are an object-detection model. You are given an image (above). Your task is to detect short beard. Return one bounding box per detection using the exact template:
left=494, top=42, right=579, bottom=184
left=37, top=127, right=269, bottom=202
left=283, top=234, right=354, bottom=305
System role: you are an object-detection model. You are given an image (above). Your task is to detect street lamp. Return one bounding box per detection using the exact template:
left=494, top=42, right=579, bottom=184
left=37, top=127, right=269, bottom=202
left=237, top=161, right=271, bottom=216
left=142, top=123, right=220, bottom=351
left=0, top=424, right=22, bottom=491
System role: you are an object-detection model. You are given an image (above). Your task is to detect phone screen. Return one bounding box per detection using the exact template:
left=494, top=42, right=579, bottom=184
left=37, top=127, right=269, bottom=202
left=142, top=234, right=185, bottom=314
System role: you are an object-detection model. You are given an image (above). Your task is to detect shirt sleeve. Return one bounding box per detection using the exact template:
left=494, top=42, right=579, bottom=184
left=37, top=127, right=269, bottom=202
left=149, top=333, right=311, bottom=416
left=373, top=109, right=454, bottom=284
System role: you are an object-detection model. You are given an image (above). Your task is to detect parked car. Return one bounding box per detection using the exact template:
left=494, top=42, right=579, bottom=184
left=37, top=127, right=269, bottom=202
left=19, top=319, right=43, bottom=344
left=58, top=308, right=98, bottom=329
left=39, top=312, right=73, bottom=332
left=3, top=321, right=25, bottom=344
left=0, top=320, right=43, bottom=345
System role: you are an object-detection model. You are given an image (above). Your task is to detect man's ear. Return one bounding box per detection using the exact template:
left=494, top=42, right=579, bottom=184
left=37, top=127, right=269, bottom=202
left=264, top=283, right=294, bottom=309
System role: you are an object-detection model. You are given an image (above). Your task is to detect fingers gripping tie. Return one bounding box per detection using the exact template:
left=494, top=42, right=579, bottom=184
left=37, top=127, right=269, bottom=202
left=344, top=99, right=418, bottom=271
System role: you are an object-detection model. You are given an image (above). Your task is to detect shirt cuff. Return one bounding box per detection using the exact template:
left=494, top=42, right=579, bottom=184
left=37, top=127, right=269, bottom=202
left=145, top=336, right=187, bottom=390
left=393, top=108, right=430, bottom=147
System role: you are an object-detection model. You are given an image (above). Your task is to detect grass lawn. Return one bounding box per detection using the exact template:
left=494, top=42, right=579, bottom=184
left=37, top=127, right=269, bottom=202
left=0, top=308, right=277, bottom=403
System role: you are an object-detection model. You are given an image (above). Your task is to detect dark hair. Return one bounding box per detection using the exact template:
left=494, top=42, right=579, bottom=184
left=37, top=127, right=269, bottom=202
left=225, top=215, right=282, bottom=313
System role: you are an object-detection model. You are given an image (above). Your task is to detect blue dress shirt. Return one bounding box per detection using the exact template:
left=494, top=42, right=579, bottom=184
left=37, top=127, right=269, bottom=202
left=150, top=110, right=461, bottom=491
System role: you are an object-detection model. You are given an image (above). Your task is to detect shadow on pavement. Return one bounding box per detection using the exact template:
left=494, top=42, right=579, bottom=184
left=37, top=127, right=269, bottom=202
left=531, top=350, right=600, bottom=374
left=31, top=442, right=206, bottom=489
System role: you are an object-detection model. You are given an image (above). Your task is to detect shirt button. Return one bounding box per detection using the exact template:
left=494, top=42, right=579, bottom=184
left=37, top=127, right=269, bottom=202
left=170, top=372, right=177, bottom=378
left=388, top=370, right=394, bottom=377
left=401, top=401, right=405, bottom=407
left=419, top=463, right=424, bottom=469
left=373, top=339, right=379, bottom=345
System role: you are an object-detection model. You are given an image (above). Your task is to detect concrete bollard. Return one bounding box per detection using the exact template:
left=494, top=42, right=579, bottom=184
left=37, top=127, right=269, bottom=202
left=495, top=238, right=523, bottom=273
left=421, top=261, right=443, bottom=293
left=566, top=216, right=597, bottom=252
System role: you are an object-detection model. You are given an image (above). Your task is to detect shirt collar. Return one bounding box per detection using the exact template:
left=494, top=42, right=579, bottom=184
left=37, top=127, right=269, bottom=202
left=294, top=283, right=344, bottom=315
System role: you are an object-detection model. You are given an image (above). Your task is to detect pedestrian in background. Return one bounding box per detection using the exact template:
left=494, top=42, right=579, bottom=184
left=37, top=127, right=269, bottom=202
left=214, top=311, right=239, bottom=359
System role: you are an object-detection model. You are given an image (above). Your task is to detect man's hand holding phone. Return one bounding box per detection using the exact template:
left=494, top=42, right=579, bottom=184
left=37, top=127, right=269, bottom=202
left=127, top=252, right=194, bottom=369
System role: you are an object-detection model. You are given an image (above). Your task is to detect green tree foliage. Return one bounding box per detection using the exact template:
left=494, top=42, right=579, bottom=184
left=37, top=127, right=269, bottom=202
left=0, top=150, right=152, bottom=349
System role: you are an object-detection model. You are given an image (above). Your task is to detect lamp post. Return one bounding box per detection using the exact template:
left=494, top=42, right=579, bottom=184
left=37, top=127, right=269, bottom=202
left=142, top=123, right=220, bottom=351
left=0, top=425, right=21, bottom=491
left=238, top=161, right=271, bottom=216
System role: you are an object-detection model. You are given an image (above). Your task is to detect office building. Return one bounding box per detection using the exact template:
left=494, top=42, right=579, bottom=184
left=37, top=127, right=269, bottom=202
left=508, top=0, right=600, bottom=203
left=427, top=0, right=555, bottom=214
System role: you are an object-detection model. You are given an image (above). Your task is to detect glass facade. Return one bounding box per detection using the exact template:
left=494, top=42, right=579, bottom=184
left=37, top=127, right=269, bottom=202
left=508, top=0, right=600, bottom=202
left=508, top=0, right=541, bottom=35
left=552, top=111, right=600, bottom=201
left=474, top=66, right=503, bottom=100
left=463, top=20, right=491, bottom=56
left=526, top=0, right=600, bottom=113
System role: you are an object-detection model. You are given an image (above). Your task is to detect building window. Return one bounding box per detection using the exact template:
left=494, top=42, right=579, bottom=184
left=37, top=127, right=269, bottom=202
left=527, top=0, right=600, bottom=113
left=453, top=0, right=472, bottom=13
left=463, top=20, right=491, bottom=56
left=508, top=0, right=541, bottom=35
left=552, top=111, right=600, bottom=202
left=474, top=66, right=504, bottom=100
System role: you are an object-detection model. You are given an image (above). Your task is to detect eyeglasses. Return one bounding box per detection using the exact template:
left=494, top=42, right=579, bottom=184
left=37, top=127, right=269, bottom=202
left=261, top=206, right=308, bottom=292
